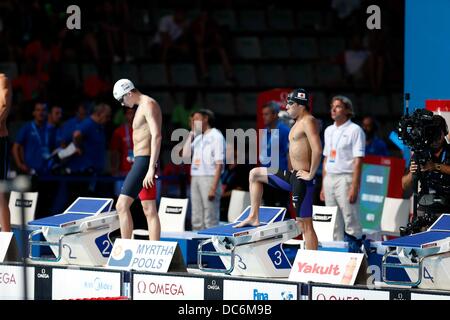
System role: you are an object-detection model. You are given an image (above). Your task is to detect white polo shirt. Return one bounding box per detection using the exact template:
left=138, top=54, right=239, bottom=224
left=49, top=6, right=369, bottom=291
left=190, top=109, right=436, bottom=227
left=191, top=128, right=225, bottom=176
left=323, top=119, right=366, bottom=174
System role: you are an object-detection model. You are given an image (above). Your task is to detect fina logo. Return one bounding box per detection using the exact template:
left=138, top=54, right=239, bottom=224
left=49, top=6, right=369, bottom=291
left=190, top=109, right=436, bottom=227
left=281, top=291, right=294, bottom=300
left=207, top=280, right=221, bottom=291
left=253, top=289, right=269, bottom=300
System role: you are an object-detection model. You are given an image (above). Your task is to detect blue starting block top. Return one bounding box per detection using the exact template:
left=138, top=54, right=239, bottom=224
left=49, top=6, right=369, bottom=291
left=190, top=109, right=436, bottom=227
left=198, top=206, right=286, bottom=237
left=382, top=214, right=450, bottom=248
left=236, top=206, right=285, bottom=223
left=429, top=214, right=450, bottom=231
left=382, top=231, right=450, bottom=248
left=28, top=197, right=114, bottom=228
left=29, top=213, right=89, bottom=228
left=65, top=197, right=112, bottom=214
left=198, top=222, right=265, bottom=237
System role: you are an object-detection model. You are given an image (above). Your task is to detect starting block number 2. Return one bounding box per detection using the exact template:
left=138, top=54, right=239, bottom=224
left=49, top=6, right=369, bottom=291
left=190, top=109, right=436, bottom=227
left=95, top=234, right=113, bottom=258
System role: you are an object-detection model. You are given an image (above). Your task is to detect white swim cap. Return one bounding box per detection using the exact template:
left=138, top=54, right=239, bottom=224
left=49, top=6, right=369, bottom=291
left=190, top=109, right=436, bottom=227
left=113, top=79, right=135, bottom=101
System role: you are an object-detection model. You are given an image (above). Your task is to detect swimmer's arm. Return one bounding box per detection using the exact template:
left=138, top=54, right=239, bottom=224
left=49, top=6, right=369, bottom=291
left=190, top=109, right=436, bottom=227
left=304, top=117, right=323, bottom=179
left=0, top=75, right=11, bottom=122
left=145, top=100, right=162, bottom=170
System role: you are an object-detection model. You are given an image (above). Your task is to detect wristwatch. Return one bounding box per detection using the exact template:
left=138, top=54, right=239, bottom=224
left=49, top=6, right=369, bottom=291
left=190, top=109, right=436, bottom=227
left=436, top=164, right=442, bottom=172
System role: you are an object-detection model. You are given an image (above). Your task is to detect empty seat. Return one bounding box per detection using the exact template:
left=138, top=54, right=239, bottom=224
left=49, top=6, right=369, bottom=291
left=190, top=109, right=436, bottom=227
left=127, top=34, right=145, bottom=59
left=170, top=64, right=198, bottom=86
left=290, top=37, right=319, bottom=59
left=209, top=64, right=226, bottom=86
left=267, top=10, right=294, bottom=31
left=380, top=198, right=410, bottom=235
left=236, top=93, right=259, bottom=116
left=151, top=91, right=175, bottom=115
left=62, top=63, right=80, bottom=86
left=8, top=191, right=39, bottom=227
left=310, top=91, right=328, bottom=115
left=238, top=10, right=267, bottom=31
left=230, top=120, right=257, bottom=130
left=319, top=37, right=346, bottom=58
left=296, top=10, right=323, bottom=30
left=227, top=190, right=251, bottom=222
left=213, top=10, right=237, bottom=30
left=257, top=65, right=286, bottom=87
left=391, top=93, right=404, bottom=116
left=173, top=91, right=204, bottom=108
left=153, top=8, right=173, bottom=22
left=140, top=63, right=168, bottom=86
left=362, top=94, right=390, bottom=116
left=316, top=63, right=343, bottom=86
left=112, top=64, right=139, bottom=84
left=205, top=93, right=235, bottom=115
left=81, top=64, right=98, bottom=80
left=261, top=37, right=291, bottom=59
left=234, top=37, right=261, bottom=59
left=0, top=62, right=18, bottom=80
left=234, top=64, right=257, bottom=86
left=131, top=8, right=155, bottom=32
left=285, top=64, right=315, bottom=87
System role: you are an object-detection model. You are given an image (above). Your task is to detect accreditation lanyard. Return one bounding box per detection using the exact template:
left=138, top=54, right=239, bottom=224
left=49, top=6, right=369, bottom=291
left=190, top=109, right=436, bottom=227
left=32, top=122, right=50, bottom=158
left=329, top=126, right=348, bottom=163
left=439, top=149, right=447, bottom=166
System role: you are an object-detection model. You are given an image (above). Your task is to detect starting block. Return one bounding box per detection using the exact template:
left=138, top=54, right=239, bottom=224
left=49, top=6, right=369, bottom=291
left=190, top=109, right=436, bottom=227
left=28, top=197, right=119, bottom=266
left=197, top=206, right=299, bottom=278
left=382, top=214, right=450, bottom=289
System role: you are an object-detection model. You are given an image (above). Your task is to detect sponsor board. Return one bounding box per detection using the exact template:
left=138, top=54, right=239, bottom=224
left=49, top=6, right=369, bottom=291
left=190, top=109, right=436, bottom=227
left=204, top=277, right=224, bottom=300
left=223, top=279, right=298, bottom=300
left=34, top=266, right=52, bottom=300
left=133, top=274, right=204, bottom=300
left=289, top=250, right=363, bottom=285
left=51, top=268, right=121, bottom=300
left=0, top=264, right=35, bottom=300
left=311, top=286, right=390, bottom=300
left=411, top=293, right=450, bottom=300
left=0, top=233, right=13, bottom=262
left=107, top=239, right=184, bottom=272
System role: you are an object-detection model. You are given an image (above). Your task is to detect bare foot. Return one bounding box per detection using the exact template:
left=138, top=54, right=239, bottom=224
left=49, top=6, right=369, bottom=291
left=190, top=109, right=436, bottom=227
left=233, top=218, right=260, bottom=228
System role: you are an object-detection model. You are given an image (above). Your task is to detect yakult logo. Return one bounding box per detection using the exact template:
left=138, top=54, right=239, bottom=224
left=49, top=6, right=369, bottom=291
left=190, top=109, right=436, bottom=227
left=297, top=262, right=341, bottom=275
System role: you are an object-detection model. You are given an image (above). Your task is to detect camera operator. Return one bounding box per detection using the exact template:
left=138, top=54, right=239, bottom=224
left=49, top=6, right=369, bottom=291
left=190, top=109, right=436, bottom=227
left=402, top=115, right=450, bottom=214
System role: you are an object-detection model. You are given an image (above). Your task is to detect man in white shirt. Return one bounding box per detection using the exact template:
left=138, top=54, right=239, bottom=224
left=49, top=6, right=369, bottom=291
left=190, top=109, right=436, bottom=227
left=182, top=109, right=225, bottom=230
left=320, top=95, right=365, bottom=252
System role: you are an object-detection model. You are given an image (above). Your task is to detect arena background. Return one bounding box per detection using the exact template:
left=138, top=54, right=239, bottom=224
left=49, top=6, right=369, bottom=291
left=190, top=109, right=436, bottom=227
left=0, top=0, right=404, bottom=229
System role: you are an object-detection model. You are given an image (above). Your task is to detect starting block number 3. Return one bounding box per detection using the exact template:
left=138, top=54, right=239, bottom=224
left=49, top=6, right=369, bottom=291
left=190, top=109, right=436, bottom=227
left=268, top=244, right=291, bottom=269
left=236, top=254, right=247, bottom=270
